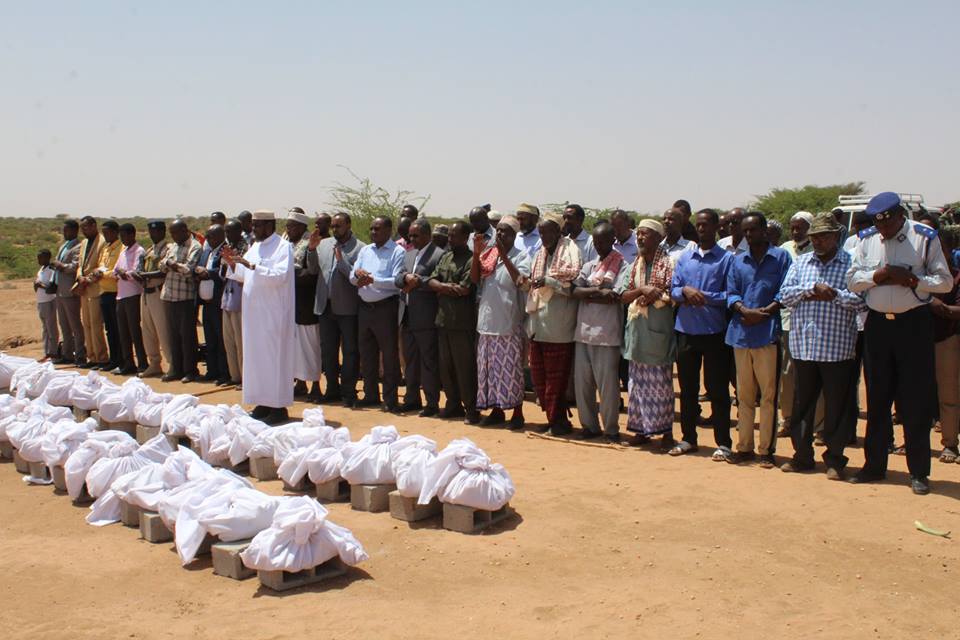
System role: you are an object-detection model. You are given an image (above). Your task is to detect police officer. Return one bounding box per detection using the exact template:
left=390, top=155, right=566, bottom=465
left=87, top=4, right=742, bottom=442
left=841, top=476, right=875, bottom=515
left=846, top=192, right=952, bottom=494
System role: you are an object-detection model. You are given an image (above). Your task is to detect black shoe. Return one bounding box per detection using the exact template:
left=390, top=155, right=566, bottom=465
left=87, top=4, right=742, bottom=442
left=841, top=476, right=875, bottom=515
left=578, top=429, right=602, bottom=440
left=75, top=359, right=88, bottom=368
left=383, top=403, right=402, bottom=414
left=161, top=372, right=183, bottom=382
left=342, top=398, right=356, bottom=409
left=603, top=433, right=622, bottom=445
left=249, top=405, right=271, bottom=419
left=200, top=373, right=219, bottom=383
left=508, top=415, right=525, bottom=431
left=215, top=378, right=232, bottom=386
left=464, top=410, right=481, bottom=425
left=480, top=409, right=506, bottom=426
left=727, top=451, right=756, bottom=465
left=109, top=367, right=124, bottom=375
left=262, top=408, right=290, bottom=426
left=439, top=407, right=466, bottom=419
left=848, top=470, right=885, bottom=484
left=319, top=392, right=343, bottom=405
left=911, top=476, right=930, bottom=495
left=550, top=422, right=574, bottom=436
left=117, top=366, right=138, bottom=376
left=398, top=402, right=423, bottom=413
left=419, top=406, right=439, bottom=418
left=355, top=398, right=380, bottom=408
left=78, top=361, right=97, bottom=369
left=53, top=358, right=72, bottom=365
left=293, top=380, right=308, bottom=397
left=181, top=373, right=198, bottom=383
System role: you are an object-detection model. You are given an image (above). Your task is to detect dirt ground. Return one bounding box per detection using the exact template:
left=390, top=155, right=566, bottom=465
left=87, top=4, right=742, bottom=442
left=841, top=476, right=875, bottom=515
left=0, top=278, right=957, bottom=640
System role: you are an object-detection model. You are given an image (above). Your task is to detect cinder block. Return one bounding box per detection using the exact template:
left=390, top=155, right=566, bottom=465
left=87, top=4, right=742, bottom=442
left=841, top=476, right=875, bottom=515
left=135, top=424, right=161, bottom=444
left=52, top=465, right=67, bottom=493
left=249, top=456, right=278, bottom=481
left=214, top=458, right=249, bottom=476
left=27, top=460, right=50, bottom=481
left=164, top=434, right=192, bottom=450
left=13, top=449, right=29, bottom=474
left=350, top=483, right=396, bottom=512
left=196, top=533, right=217, bottom=557
left=389, top=491, right=442, bottom=522
left=120, top=500, right=142, bottom=527
left=258, top=557, right=347, bottom=592
left=72, top=484, right=94, bottom=506
left=315, top=477, right=350, bottom=503
left=212, top=540, right=255, bottom=580
left=140, top=511, right=173, bottom=543
left=0, top=439, right=13, bottom=460
left=98, top=418, right=137, bottom=437
left=283, top=474, right=311, bottom=493
left=72, top=407, right=93, bottom=421
left=442, top=502, right=514, bottom=534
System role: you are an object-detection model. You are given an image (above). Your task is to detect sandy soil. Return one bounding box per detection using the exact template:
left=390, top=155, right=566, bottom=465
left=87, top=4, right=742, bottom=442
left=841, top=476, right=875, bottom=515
left=1, top=278, right=957, bottom=640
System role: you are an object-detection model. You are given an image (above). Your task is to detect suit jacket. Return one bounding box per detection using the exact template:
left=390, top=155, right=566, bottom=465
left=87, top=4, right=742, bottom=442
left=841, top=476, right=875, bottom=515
left=307, top=235, right=365, bottom=316
left=76, top=234, right=104, bottom=297
left=54, top=239, right=81, bottom=298
left=395, top=242, right=443, bottom=330
left=197, top=242, right=225, bottom=305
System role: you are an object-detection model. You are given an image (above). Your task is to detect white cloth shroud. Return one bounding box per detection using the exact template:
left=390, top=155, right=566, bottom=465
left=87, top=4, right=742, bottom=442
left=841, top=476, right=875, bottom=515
left=276, top=427, right=352, bottom=486
left=0, top=352, right=35, bottom=388
left=97, top=378, right=152, bottom=423
left=339, top=425, right=400, bottom=485
left=5, top=399, right=73, bottom=449
left=39, top=417, right=100, bottom=469
left=10, top=361, right=56, bottom=399
left=85, top=434, right=175, bottom=525
left=239, top=496, right=368, bottom=572
left=156, top=468, right=251, bottom=531
left=63, top=430, right=138, bottom=499
left=417, top=438, right=515, bottom=511
left=18, top=415, right=95, bottom=484
left=133, top=391, right=174, bottom=427
left=390, top=435, right=438, bottom=498
left=38, top=370, right=81, bottom=406
left=69, top=372, right=117, bottom=411
left=176, top=486, right=282, bottom=565
left=114, top=446, right=213, bottom=512
left=247, top=421, right=336, bottom=465
left=159, top=394, right=202, bottom=436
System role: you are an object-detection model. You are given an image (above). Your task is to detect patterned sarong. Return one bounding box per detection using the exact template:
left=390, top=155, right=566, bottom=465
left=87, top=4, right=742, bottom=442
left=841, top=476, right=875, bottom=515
left=476, top=332, right=525, bottom=410
left=627, top=361, right=674, bottom=435
left=529, top=340, right=574, bottom=424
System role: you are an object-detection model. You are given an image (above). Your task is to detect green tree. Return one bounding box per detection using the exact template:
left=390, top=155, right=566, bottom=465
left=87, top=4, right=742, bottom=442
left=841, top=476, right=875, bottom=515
left=751, top=182, right=865, bottom=223
left=327, top=166, right=430, bottom=242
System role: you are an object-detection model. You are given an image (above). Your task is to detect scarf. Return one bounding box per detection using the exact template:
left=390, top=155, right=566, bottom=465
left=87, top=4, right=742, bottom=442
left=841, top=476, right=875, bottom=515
left=587, top=250, right=625, bottom=286
left=626, top=246, right=673, bottom=321
left=479, top=246, right=500, bottom=279
left=525, top=237, right=582, bottom=313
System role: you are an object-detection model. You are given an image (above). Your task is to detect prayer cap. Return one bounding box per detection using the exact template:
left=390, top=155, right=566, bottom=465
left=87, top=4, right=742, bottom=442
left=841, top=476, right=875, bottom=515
left=499, top=215, right=521, bottom=232
left=864, top=192, right=901, bottom=217
left=287, top=209, right=311, bottom=226
left=638, top=218, right=665, bottom=237
left=791, top=211, right=815, bottom=226
left=517, top=203, right=540, bottom=217
left=807, top=212, right=842, bottom=236
left=252, top=209, right=276, bottom=221
left=542, top=211, right=563, bottom=228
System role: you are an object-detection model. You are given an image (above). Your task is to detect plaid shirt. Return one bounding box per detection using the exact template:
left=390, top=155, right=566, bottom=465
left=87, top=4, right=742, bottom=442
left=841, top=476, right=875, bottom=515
left=780, top=250, right=866, bottom=362
left=160, top=237, right=202, bottom=302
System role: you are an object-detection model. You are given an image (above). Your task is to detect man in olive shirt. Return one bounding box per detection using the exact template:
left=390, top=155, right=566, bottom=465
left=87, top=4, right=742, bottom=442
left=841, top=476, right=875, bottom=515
left=427, top=221, right=479, bottom=424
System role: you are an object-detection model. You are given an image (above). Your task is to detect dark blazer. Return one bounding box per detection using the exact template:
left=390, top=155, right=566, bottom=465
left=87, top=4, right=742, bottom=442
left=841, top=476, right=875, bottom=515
left=395, top=243, right=443, bottom=331
left=197, top=243, right=225, bottom=304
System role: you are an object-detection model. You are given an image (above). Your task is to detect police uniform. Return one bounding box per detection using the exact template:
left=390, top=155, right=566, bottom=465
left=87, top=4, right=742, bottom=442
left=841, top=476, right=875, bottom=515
left=846, top=193, right=952, bottom=488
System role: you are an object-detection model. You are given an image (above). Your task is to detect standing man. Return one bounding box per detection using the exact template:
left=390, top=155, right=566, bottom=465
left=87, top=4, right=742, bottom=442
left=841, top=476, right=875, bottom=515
left=223, top=209, right=296, bottom=425
left=514, top=203, right=543, bottom=260
left=220, top=220, right=248, bottom=387
left=307, top=212, right=365, bottom=406
left=135, top=220, right=170, bottom=378
left=237, top=210, right=254, bottom=246
left=396, top=219, right=444, bottom=416
left=111, top=223, right=147, bottom=374
left=611, top=209, right=638, bottom=263
left=670, top=209, right=735, bottom=460
left=51, top=219, right=84, bottom=366
left=526, top=213, right=581, bottom=435
left=718, top=208, right=748, bottom=255
left=287, top=210, right=322, bottom=401
left=432, top=224, right=449, bottom=252
left=34, top=249, right=59, bottom=361
left=76, top=216, right=107, bottom=368
left=427, top=221, right=479, bottom=423
left=314, top=211, right=332, bottom=240
left=661, top=207, right=696, bottom=262
left=725, top=212, right=792, bottom=468
left=779, top=213, right=864, bottom=479
left=562, top=204, right=598, bottom=262
left=467, top=205, right=496, bottom=252
left=847, top=192, right=952, bottom=494
left=196, top=224, right=228, bottom=384
left=210, top=211, right=227, bottom=227
left=160, top=219, right=202, bottom=383
left=571, top=223, right=627, bottom=442
left=94, top=220, right=123, bottom=371
left=350, top=216, right=406, bottom=412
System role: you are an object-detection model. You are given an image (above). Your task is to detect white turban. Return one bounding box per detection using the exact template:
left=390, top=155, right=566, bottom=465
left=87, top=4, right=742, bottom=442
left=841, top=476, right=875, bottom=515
left=791, top=211, right=814, bottom=227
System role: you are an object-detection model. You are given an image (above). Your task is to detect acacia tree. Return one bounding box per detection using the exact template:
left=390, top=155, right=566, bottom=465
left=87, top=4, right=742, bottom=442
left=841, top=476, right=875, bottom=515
left=751, top=182, right=865, bottom=222
left=327, top=166, right=430, bottom=241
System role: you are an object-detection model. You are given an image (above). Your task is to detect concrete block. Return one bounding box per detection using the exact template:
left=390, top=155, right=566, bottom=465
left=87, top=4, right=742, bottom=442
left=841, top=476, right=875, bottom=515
left=350, top=483, right=396, bottom=512
left=258, top=557, right=347, bottom=592
left=27, top=460, right=50, bottom=481
left=0, top=439, right=12, bottom=460
left=98, top=418, right=137, bottom=437
left=140, top=511, right=173, bottom=543
left=249, top=456, right=278, bottom=481
left=283, top=474, right=311, bottom=493
left=135, top=424, right=161, bottom=444
left=212, top=540, right=255, bottom=580
left=13, top=449, right=29, bottom=474
left=72, top=484, right=94, bottom=506
left=120, top=500, right=143, bottom=527
left=214, top=458, right=249, bottom=476
left=196, top=533, right=217, bottom=557
left=389, top=491, right=442, bottom=522
left=72, top=407, right=93, bottom=421
left=442, top=502, right=514, bottom=534
left=165, top=434, right=193, bottom=451
left=315, top=477, right=350, bottom=503
left=52, top=464, right=67, bottom=493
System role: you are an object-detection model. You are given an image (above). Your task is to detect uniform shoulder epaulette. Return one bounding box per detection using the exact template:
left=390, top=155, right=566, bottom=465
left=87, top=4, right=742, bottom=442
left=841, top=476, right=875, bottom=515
left=858, top=226, right=879, bottom=239
left=912, top=222, right=938, bottom=239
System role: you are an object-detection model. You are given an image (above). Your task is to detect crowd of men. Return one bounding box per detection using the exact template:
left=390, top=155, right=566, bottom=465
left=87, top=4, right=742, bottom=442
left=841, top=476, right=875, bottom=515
left=34, top=192, right=957, bottom=495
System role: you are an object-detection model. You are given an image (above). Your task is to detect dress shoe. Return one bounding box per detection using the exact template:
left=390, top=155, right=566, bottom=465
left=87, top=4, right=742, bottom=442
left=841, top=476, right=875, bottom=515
left=480, top=410, right=506, bottom=426
left=342, top=398, right=356, bottom=409
left=215, top=378, right=232, bottom=386
left=727, top=451, right=756, bottom=465
left=139, top=368, right=163, bottom=379
left=550, top=423, right=574, bottom=436
left=78, top=361, right=97, bottom=369
left=383, top=403, right=402, bottom=414
left=199, top=373, right=219, bottom=383
left=319, top=392, right=342, bottom=405
left=508, top=415, right=525, bottom=431
left=464, top=410, right=481, bottom=425
left=603, top=433, right=622, bottom=445
left=398, top=402, right=423, bottom=413
left=161, top=372, right=183, bottom=382
left=355, top=398, right=380, bottom=408
left=911, top=476, right=930, bottom=495
left=848, top=470, right=885, bottom=484
left=577, top=429, right=602, bottom=440
left=262, top=408, right=290, bottom=426
left=249, top=406, right=271, bottom=419
left=825, top=467, right=845, bottom=481
left=438, top=407, right=466, bottom=419
left=181, top=373, right=198, bottom=383
left=418, top=406, right=439, bottom=418
left=780, top=461, right=814, bottom=473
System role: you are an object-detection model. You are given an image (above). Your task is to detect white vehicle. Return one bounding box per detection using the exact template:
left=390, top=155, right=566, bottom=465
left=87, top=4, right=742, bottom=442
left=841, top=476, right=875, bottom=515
left=835, top=193, right=944, bottom=232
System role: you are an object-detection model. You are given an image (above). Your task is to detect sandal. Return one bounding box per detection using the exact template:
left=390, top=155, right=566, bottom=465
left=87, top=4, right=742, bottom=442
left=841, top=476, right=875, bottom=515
left=939, top=447, right=958, bottom=463
left=712, top=446, right=733, bottom=462
left=659, top=435, right=676, bottom=452
left=891, top=444, right=906, bottom=456
left=668, top=440, right=698, bottom=456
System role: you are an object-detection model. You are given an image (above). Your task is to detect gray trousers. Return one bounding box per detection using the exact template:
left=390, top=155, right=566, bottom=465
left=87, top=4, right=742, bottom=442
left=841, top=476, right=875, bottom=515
left=574, top=342, right=622, bottom=436
left=402, top=325, right=440, bottom=408
left=38, top=300, right=59, bottom=357
left=56, top=296, right=85, bottom=362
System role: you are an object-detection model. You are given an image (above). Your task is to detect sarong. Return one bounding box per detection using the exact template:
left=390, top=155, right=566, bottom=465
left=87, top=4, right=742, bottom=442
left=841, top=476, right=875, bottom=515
left=627, top=361, right=673, bottom=435
left=529, top=340, right=574, bottom=425
left=476, top=332, right=525, bottom=410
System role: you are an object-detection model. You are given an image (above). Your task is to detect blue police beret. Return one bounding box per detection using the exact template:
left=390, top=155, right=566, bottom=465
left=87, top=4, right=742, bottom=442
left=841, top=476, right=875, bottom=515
left=864, top=192, right=901, bottom=217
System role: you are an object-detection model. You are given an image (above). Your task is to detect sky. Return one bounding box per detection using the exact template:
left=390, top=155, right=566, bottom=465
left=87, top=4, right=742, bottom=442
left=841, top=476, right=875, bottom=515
left=1, top=1, right=957, bottom=219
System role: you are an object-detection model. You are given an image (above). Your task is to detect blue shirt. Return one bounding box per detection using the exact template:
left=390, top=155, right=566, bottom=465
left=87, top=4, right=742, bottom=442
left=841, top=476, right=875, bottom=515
left=671, top=245, right=732, bottom=336
left=349, top=239, right=405, bottom=303
left=780, top=250, right=865, bottom=362
left=514, top=227, right=542, bottom=261
left=725, top=244, right=792, bottom=349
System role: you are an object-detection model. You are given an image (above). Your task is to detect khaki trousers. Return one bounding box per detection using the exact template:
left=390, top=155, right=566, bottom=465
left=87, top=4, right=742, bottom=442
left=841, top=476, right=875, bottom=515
left=140, top=290, right=170, bottom=372
left=81, top=295, right=108, bottom=363
left=222, top=309, right=243, bottom=383
left=936, top=334, right=960, bottom=449
left=734, top=343, right=780, bottom=455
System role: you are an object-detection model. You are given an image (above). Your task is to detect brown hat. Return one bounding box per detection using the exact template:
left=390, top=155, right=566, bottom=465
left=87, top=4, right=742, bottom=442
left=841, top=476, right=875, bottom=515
left=807, top=211, right=841, bottom=236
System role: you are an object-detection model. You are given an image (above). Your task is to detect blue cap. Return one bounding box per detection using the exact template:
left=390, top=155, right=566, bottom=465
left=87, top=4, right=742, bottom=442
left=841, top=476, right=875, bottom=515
left=864, top=192, right=901, bottom=217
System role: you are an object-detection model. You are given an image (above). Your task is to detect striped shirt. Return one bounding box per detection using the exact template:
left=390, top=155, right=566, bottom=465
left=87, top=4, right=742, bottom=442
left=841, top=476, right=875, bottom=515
left=780, top=250, right=866, bottom=362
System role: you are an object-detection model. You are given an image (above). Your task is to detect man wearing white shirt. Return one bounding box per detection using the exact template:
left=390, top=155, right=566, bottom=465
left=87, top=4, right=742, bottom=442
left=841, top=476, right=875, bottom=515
left=34, top=249, right=59, bottom=361
left=660, top=207, right=697, bottom=262
left=350, top=216, right=407, bottom=412
left=514, top=203, right=543, bottom=260
left=611, top=209, right=639, bottom=263
left=718, top=208, right=748, bottom=255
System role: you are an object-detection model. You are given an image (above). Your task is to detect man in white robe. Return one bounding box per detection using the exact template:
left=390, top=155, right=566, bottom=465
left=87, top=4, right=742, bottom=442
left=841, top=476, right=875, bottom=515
left=223, top=209, right=296, bottom=425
